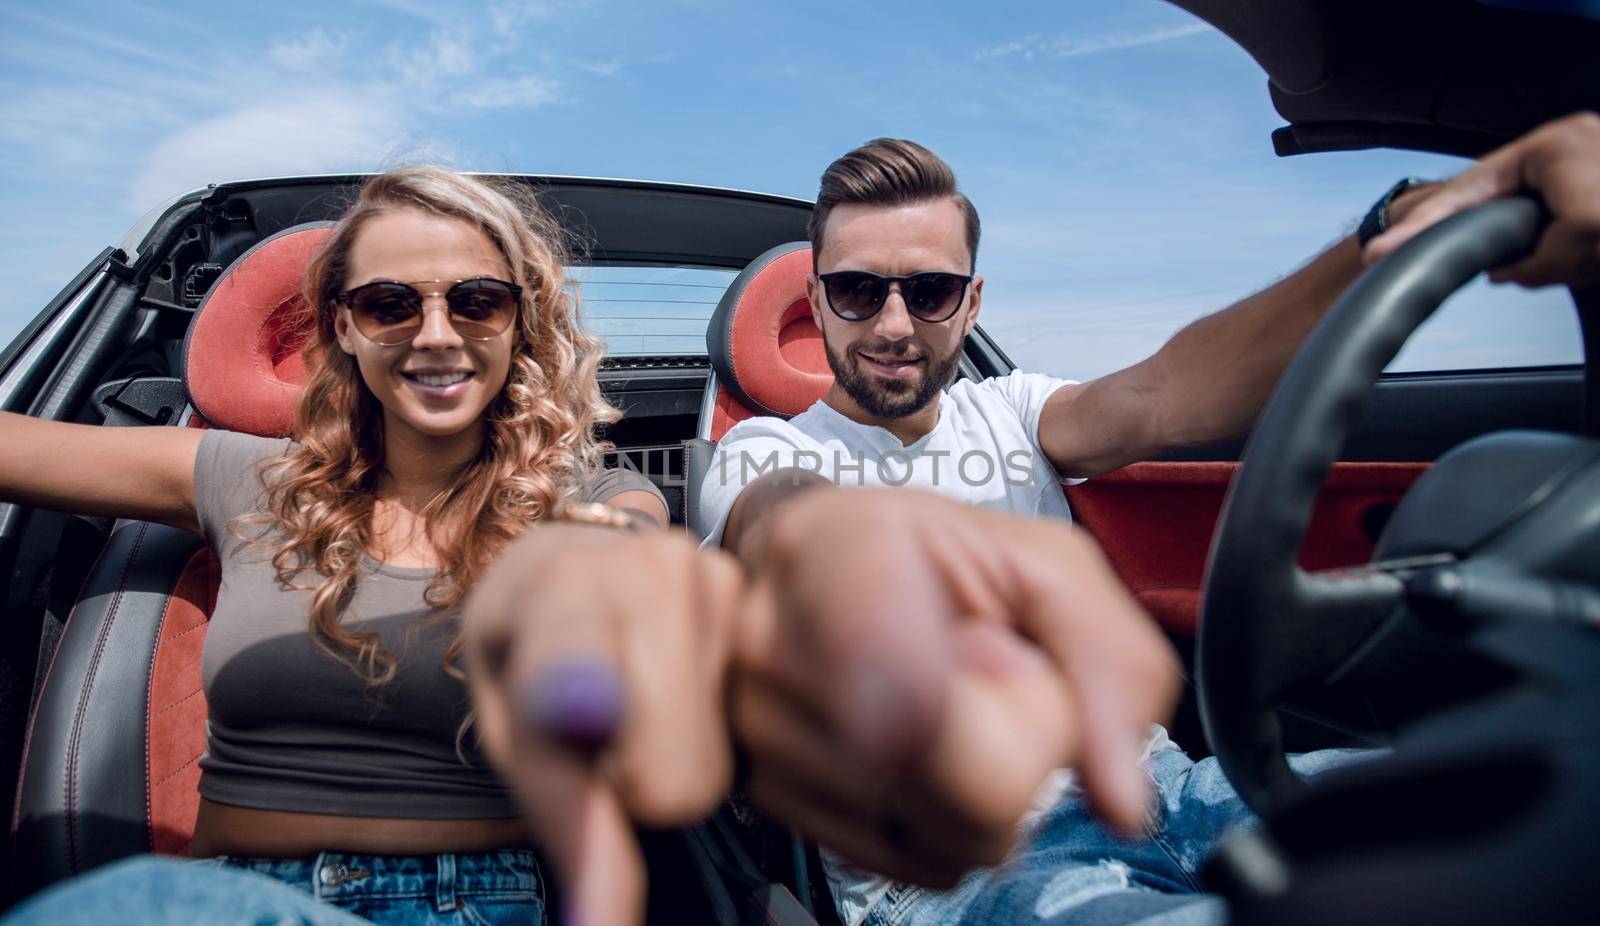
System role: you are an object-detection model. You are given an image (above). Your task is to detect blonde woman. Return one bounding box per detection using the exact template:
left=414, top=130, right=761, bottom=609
left=1, top=166, right=669, bottom=924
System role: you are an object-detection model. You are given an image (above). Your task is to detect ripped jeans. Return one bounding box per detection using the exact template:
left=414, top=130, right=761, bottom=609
left=860, top=744, right=1363, bottom=926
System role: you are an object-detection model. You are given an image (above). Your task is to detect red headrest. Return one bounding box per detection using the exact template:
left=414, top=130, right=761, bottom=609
left=705, top=242, right=832, bottom=418
left=182, top=223, right=333, bottom=436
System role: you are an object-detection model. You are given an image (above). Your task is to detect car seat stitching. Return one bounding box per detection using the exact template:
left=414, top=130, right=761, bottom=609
left=151, top=686, right=205, bottom=718
left=166, top=620, right=208, bottom=643
left=10, top=534, right=121, bottom=861
left=680, top=443, right=693, bottom=532
left=150, top=754, right=202, bottom=791
left=65, top=521, right=150, bottom=873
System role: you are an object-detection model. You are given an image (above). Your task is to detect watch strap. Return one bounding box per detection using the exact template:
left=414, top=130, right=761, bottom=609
left=1358, top=177, right=1431, bottom=248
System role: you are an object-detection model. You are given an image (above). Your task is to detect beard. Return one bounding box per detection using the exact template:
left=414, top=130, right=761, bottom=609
left=824, top=336, right=963, bottom=419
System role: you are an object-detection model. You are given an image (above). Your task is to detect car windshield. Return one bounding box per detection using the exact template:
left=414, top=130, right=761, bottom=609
left=571, top=266, right=738, bottom=357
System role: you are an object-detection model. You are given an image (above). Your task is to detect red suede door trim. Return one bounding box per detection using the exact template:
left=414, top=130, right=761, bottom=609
left=1065, top=461, right=1427, bottom=637
left=145, top=550, right=218, bottom=855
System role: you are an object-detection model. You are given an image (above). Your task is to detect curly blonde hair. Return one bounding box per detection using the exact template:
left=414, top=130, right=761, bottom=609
left=246, top=166, right=618, bottom=686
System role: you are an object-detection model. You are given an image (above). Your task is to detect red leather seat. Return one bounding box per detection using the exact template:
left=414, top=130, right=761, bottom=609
left=686, top=243, right=832, bottom=538
left=703, top=242, right=832, bottom=442
left=11, top=223, right=330, bottom=898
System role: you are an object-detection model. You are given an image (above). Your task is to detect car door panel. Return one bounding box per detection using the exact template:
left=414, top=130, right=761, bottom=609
left=1065, top=368, right=1583, bottom=636
left=1067, top=461, right=1427, bottom=635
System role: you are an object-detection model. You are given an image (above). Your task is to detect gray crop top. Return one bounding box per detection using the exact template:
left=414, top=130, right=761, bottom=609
left=194, top=428, right=664, bottom=818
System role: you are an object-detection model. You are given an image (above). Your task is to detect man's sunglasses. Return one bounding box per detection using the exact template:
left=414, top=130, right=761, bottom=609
left=817, top=271, right=973, bottom=323
left=334, top=278, right=522, bottom=346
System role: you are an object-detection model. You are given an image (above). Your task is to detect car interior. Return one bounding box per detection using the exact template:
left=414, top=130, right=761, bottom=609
left=2, top=0, right=1599, bottom=922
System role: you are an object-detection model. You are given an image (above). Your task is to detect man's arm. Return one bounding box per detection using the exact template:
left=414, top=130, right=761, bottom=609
left=1041, top=110, right=1600, bottom=480
left=1037, top=229, right=1377, bottom=479
left=720, top=468, right=829, bottom=561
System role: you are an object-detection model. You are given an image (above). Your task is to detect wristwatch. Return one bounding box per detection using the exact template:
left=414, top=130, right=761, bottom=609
left=1357, top=177, right=1432, bottom=249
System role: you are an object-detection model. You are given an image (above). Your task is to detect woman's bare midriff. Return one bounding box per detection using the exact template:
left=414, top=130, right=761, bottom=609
left=186, top=799, right=533, bottom=859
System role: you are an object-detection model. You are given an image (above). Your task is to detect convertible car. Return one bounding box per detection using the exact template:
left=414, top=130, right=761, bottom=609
left=2, top=0, right=1598, bottom=923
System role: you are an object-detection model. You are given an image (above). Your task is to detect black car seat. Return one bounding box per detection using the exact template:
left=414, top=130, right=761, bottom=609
left=11, top=222, right=332, bottom=898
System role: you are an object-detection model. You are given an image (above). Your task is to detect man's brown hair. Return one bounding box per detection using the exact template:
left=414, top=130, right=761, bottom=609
left=808, top=138, right=981, bottom=271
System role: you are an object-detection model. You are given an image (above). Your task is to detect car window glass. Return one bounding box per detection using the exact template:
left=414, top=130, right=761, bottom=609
left=569, top=266, right=738, bottom=357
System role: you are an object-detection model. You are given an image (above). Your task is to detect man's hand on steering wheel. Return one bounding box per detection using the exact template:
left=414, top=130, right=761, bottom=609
left=1366, top=111, right=1600, bottom=289
left=1200, top=110, right=1600, bottom=813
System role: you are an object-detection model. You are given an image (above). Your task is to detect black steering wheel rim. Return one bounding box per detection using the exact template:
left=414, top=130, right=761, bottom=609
left=1196, top=197, right=1547, bottom=815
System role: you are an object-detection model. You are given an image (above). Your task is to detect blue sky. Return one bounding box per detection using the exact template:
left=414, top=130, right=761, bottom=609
left=0, top=0, right=1581, bottom=379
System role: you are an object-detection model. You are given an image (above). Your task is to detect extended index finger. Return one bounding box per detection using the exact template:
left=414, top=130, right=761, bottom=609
left=477, top=664, right=645, bottom=926
left=463, top=537, right=642, bottom=925
left=1001, top=529, right=1180, bottom=834
left=466, top=643, right=643, bottom=926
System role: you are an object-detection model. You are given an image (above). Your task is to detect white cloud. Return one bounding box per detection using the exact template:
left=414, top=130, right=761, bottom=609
left=1051, top=23, right=1212, bottom=59
left=0, top=85, right=186, bottom=176
left=453, top=74, right=563, bottom=109
left=358, top=0, right=460, bottom=26
left=488, top=0, right=592, bottom=34
left=119, top=12, right=582, bottom=206
left=115, top=0, right=225, bottom=42
left=977, top=38, right=1035, bottom=62
left=489, top=0, right=552, bottom=33
left=384, top=28, right=484, bottom=95
left=978, top=22, right=1212, bottom=62
left=1, top=0, right=616, bottom=335
left=267, top=29, right=349, bottom=72
left=126, top=95, right=417, bottom=205
left=0, top=5, right=216, bottom=75
left=577, top=58, right=621, bottom=77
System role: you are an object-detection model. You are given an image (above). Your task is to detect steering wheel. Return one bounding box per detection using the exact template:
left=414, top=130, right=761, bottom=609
left=1196, top=197, right=1600, bottom=815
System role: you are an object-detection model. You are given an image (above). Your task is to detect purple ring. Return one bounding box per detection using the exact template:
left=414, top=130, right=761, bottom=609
left=519, top=658, right=626, bottom=749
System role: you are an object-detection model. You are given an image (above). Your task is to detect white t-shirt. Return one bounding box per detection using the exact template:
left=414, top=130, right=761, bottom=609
left=699, top=372, right=1096, bottom=926
left=697, top=371, right=1080, bottom=548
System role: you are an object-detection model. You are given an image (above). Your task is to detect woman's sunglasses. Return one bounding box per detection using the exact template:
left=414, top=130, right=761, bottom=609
left=817, top=270, right=974, bottom=323
left=335, top=278, right=522, bottom=346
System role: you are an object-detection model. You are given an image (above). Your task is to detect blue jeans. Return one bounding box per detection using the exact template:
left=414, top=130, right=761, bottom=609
left=863, top=747, right=1364, bottom=926
left=4, top=850, right=546, bottom=926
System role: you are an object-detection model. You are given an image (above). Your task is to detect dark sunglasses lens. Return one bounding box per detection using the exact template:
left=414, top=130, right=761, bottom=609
left=825, top=273, right=887, bottom=320
left=903, top=273, right=967, bottom=320
left=447, top=279, right=519, bottom=338
left=349, top=284, right=423, bottom=344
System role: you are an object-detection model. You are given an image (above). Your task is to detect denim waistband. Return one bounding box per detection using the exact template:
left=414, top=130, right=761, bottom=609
left=216, top=849, right=544, bottom=907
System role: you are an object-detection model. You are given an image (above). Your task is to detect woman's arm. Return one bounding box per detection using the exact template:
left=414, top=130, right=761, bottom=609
left=602, top=489, right=668, bottom=530
left=0, top=412, right=204, bottom=533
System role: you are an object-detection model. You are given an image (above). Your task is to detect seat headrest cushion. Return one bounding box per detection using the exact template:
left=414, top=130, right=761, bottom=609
left=705, top=242, right=832, bottom=418
left=182, top=223, right=334, bottom=437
